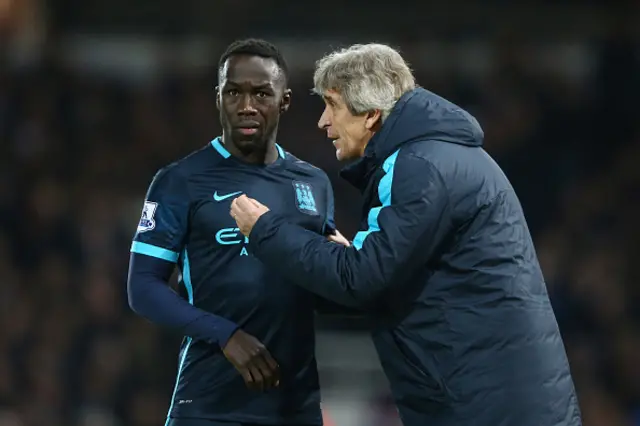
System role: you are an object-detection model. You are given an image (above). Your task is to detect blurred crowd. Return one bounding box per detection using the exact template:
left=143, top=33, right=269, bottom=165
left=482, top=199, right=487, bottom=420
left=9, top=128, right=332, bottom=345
left=0, top=29, right=639, bottom=426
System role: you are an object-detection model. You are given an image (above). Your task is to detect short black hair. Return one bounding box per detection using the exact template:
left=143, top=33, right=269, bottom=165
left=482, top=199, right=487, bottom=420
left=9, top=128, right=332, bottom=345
left=218, top=38, right=289, bottom=84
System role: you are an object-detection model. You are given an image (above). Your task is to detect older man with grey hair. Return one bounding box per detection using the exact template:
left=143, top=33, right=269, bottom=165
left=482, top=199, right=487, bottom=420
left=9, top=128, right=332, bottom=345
left=230, top=43, right=583, bottom=426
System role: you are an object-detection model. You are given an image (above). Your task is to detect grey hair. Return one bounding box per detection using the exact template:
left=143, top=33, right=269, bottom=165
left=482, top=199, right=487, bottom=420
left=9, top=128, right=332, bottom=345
left=313, top=43, right=416, bottom=121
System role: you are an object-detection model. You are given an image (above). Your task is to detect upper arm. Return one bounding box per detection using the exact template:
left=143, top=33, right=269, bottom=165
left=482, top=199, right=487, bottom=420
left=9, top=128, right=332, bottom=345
left=248, top=151, right=453, bottom=307
left=345, top=152, right=452, bottom=288
left=130, top=167, right=190, bottom=263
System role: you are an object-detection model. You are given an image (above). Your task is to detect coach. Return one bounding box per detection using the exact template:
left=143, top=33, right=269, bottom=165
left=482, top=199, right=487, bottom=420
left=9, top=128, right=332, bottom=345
left=231, top=43, right=582, bottom=426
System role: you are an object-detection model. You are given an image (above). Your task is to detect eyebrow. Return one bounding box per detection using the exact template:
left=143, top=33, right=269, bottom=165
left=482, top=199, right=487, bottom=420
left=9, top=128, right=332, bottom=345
left=323, top=95, right=336, bottom=104
left=226, top=81, right=274, bottom=89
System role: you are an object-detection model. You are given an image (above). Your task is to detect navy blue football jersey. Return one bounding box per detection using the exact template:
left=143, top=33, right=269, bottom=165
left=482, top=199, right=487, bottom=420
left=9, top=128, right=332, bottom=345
left=130, top=137, right=334, bottom=425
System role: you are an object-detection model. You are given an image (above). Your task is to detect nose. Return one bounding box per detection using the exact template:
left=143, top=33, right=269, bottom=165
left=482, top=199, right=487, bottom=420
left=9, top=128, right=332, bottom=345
left=317, top=105, right=330, bottom=129
left=238, top=94, right=257, bottom=115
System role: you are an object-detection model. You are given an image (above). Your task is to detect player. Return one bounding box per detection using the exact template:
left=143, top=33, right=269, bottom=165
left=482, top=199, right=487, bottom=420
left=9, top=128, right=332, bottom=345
left=127, top=39, right=338, bottom=426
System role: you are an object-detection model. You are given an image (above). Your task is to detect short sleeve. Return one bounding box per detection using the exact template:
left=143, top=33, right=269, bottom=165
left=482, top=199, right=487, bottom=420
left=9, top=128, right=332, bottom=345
left=130, top=167, right=189, bottom=263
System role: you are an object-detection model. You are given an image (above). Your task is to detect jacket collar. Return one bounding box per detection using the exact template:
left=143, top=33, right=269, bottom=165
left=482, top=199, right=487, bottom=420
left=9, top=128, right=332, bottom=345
left=339, top=89, right=418, bottom=191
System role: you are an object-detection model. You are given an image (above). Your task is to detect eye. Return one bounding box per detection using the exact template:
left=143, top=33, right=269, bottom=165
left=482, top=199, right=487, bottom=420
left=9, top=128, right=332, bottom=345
left=226, top=89, right=239, bottom=96
left=256, top=91, right=270, bottom=98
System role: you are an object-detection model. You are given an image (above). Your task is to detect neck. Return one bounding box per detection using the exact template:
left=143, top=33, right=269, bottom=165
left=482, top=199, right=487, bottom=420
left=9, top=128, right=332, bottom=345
left=359, top=130, right=376, bottom=157
left=222, top=133, right=279, bottom=165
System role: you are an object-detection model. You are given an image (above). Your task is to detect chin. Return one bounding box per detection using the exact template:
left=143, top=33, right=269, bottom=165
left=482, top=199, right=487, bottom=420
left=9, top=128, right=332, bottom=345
left=234, top=139, right=263, bottom=155
left=334, top=143, right=349, bottom=162
left=336, top=149, right=357, bottom=162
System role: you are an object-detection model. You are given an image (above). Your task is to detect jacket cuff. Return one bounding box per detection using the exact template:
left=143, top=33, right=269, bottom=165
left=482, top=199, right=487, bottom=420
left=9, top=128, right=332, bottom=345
left=248, top=211, right=285, bottom=254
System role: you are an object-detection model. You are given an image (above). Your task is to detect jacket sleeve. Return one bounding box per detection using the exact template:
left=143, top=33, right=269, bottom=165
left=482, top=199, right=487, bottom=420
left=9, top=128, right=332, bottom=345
left=248, top=153, right=452, bottom=307
left=316, top=174, right=362, bottom=314
left=322, top=178, right=337, bottom=236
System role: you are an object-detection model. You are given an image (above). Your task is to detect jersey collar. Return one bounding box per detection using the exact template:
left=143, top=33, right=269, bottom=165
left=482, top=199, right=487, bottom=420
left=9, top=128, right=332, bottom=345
left=210, top=137, right=286, bottom=159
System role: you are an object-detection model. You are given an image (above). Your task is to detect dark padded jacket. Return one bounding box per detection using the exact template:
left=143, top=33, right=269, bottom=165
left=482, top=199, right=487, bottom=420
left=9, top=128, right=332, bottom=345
left=248, top=88, right=583, bottom=426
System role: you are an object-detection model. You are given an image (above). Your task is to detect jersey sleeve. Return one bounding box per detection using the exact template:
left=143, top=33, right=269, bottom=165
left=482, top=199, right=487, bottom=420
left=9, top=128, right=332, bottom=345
left=131, top=166, right=189, bottom=263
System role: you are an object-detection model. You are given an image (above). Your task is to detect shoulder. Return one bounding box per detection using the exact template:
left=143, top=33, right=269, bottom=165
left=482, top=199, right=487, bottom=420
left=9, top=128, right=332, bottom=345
left=283, top=150, right=330, bottom=182
left=146, top=145, right=217, bottom=198
left=153, top=143, right=218, bottom=183
left=382, top=145, right=447, bottom=196
left=394, top=139, right=476, bottom=181
left=383, top=145, right=436, bottom=177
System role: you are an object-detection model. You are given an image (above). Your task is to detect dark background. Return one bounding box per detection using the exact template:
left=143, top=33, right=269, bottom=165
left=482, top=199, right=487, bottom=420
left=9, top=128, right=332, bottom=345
left=0, top=1, right=638, bottom=425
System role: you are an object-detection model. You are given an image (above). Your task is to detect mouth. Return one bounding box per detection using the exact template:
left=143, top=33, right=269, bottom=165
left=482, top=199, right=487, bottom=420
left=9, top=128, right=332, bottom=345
left=238, top=128, right=258, bottom=136
left=329, top=137, right=343, bottom=158
left=235, top=123, right=260, bottom=136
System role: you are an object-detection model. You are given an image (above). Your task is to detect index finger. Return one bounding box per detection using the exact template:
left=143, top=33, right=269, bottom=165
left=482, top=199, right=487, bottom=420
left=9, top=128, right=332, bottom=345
left=234, top=194, right=253, bottom=209
left=248, top=198, right=264, bottom=208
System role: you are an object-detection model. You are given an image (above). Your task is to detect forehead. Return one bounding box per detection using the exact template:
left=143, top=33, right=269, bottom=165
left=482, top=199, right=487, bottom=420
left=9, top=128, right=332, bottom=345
left=220, top=55, right=282, bottom=86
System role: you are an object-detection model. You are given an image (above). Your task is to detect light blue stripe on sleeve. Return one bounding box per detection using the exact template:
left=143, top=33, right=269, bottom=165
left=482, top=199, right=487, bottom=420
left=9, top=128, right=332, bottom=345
left=130, top=241, right=179, bottom=263
left=180, top=248, right=194, bottom=303
left=164, top=248, right=194, bottom=425
left=352, top=149, right=400, bottom=250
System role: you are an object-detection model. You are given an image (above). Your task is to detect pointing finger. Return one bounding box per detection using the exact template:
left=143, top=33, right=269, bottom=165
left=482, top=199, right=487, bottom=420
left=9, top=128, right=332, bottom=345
left=233, top=195, right=249, bottom=209
left=248, top=198, right=264, bottom=209
left=232, top=196, right=250, bottom=212
left=229, top=200, right=239, bottom=216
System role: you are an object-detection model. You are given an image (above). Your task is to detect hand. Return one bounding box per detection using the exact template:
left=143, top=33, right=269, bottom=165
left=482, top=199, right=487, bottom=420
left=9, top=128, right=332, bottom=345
left=327, top=229, right=350, bottom=247
left=230, top=195, right=270, bottom=237
left=222, top=329, right=280, bottom=391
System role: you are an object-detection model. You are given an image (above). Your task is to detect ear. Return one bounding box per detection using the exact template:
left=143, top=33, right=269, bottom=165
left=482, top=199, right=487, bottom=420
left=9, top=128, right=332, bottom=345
left=280, top=89, right=292, bottom=113
left=364, top=109, right=382, bottom=130
left=215, top=86, right=221, bottom=111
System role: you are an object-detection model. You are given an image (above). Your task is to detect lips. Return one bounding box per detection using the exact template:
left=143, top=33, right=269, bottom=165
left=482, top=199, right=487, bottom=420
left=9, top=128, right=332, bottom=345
left=235, top=122, right=260, bottom=136
left=235, top=121, right=260, bottom=129
left=238, top=128, right=258, bottom=135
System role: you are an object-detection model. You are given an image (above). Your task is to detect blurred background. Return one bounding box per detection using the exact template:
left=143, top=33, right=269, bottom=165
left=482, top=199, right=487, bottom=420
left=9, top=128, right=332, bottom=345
left=1, top=0, right=639, bottom=425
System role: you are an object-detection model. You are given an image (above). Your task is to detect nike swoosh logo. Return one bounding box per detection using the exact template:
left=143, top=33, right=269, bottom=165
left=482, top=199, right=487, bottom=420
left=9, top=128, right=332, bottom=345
left=213, top=191, right=243, bottom=201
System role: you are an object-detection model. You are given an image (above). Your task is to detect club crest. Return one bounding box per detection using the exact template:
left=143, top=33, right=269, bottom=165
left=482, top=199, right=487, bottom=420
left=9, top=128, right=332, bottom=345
left=293, top=181, right=318, bottom=215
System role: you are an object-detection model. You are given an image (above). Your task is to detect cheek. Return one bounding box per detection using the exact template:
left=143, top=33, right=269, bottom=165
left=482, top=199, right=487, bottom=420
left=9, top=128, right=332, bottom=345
left=266, top=109, right=280, bottom=125
left=344, top=120, right=364, bottom=143
left=334, top=113, right=352, bottom=137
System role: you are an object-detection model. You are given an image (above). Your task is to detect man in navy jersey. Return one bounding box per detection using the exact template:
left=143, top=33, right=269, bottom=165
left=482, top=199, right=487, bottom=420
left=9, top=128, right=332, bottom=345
left=127, top=39, right=343, bottom=426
